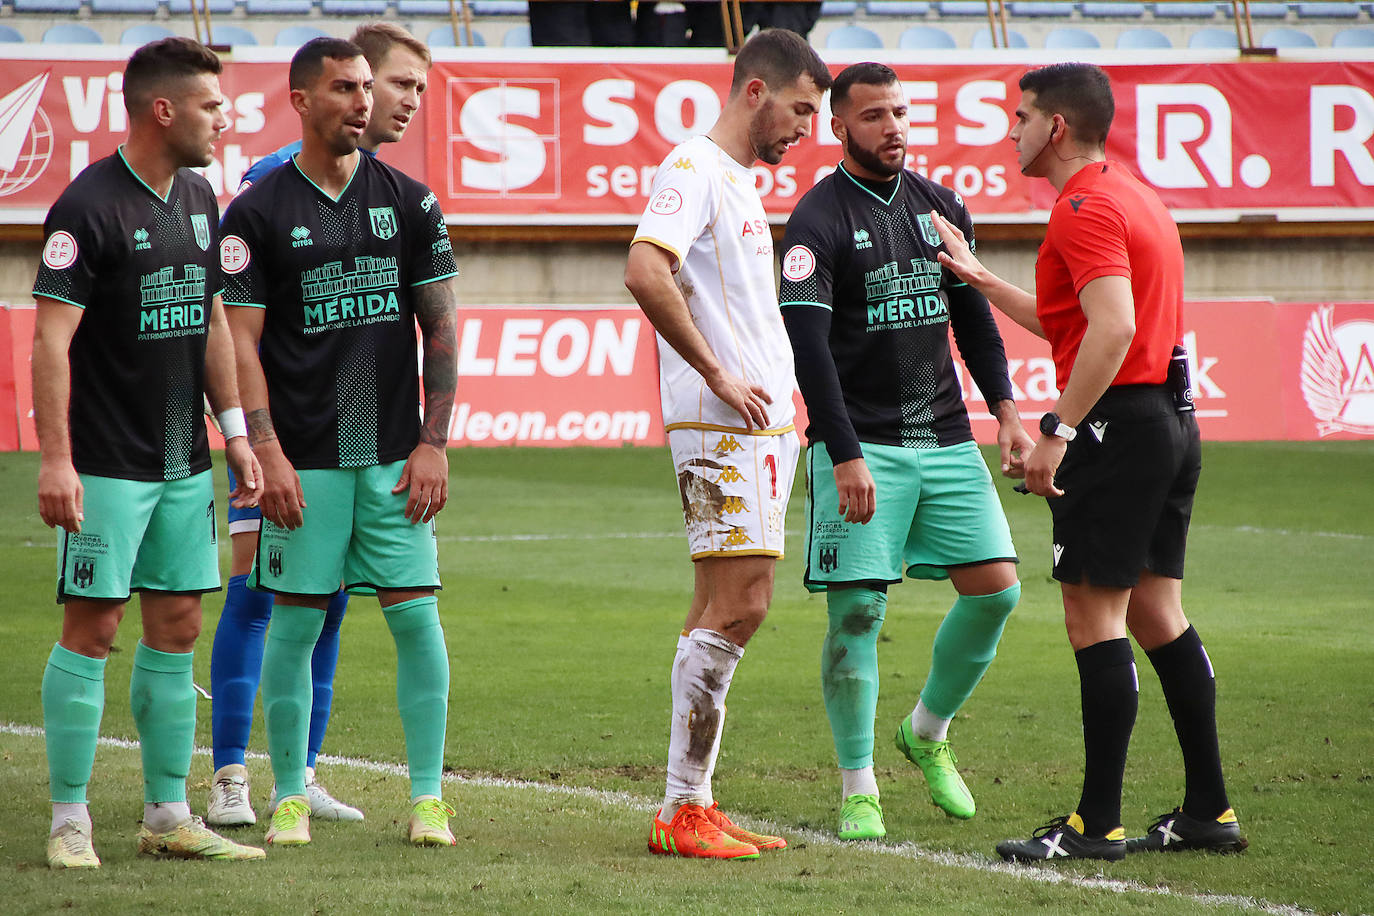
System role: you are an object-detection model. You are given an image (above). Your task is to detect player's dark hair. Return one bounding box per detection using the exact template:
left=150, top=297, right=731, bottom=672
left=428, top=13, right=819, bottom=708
left=729, top=28, right=832, bottom=97
left=352, top=22, right=431, bottom=70
left=123, top=37, right=222, bottom=116
left=1019, top=62, right=1114, bottom=146
left=830, top=62, right=898, bottom=111
left=289, top=37, right=366, bottom=91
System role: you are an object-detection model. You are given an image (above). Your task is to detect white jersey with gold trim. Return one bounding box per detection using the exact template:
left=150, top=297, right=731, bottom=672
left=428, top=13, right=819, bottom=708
left=632, top=135, right=795, bottom=435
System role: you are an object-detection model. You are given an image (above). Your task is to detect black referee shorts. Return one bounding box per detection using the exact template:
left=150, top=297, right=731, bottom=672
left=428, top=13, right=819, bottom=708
left=1048, top=385, right=1201, bottom=588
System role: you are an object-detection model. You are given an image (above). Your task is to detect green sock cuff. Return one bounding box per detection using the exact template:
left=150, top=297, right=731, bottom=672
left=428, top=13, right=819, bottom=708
left=270, top=604, right=328, bottom=644
left=133, top=642, right=194, bottom=674
left=48, top=644, right=107, bottom=680
left=383, top=596, right=440, bottom=634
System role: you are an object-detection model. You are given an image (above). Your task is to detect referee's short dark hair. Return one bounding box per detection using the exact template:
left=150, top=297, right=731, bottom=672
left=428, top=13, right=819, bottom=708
left=830, top=62, right=898, bottom=111
left=1019, top=62, right=1115, bottom=147
left=290, top=37, right=366, bottom=91
left=123, top=37, right=221, bottom=116
left=730, top=28, right=833, bottom=97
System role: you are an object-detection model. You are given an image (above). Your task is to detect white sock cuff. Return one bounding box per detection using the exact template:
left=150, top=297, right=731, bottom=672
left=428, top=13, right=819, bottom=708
left=687, top=628, right=744, bottom=660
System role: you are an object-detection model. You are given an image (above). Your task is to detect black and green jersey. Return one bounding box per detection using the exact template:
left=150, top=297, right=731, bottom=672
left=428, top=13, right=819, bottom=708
left=220, top=153, right=458, bottom=470
left=33, top=149, right=220, bottom=482
left=780, top=165, right=1012, bottom=463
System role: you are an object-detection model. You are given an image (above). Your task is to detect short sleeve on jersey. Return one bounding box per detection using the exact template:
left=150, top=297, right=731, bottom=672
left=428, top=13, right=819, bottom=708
left=1049, top=193, right=1131, bottom=294
left=779, top=202, right=836, bottom=310
left=406, top=185, right=459, bottom=286
left=218, top=202, right=266, bottom=308
left=632, top=148, right=717, bottom=272
left=34, top=199, right=99, bottom=308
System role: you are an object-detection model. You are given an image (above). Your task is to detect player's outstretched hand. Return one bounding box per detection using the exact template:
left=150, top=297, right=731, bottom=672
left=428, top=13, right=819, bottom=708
left=394, top=442, right=448, bottom=524
left=833, top=457, right=876, bottom=524
left=930, top=210, right=986, bottom=288
left=705, top=368, right=772, bottom=432
left=257, top=443, right=306, bottom=529
left=225, top=437, right=263, bottom=509
left=1025, top=436, right=1067, bottom=498
left=37, top=456, right=83, bottom=533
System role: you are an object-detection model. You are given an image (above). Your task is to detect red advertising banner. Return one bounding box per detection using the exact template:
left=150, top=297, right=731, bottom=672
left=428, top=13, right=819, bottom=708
left=0, top=52, right=1369, bottom=222
left=0, top=304, right=16, bottom=449
left=5, top=301, right=1372, bottom=453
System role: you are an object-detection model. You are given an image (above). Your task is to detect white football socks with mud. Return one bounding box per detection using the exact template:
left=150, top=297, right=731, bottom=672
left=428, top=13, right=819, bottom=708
left=911, top=699, right=951, bottom=742
left=841, top=766, right=879, bottom=800
left=143, top=801, right=192, bottom=833
left=661, top=628, right=743, bottom=823
left=51, top=802, right=90, bottom=836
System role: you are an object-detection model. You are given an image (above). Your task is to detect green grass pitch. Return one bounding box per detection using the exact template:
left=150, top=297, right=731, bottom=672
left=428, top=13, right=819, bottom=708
left=0, top=443, right=1370, bottom=914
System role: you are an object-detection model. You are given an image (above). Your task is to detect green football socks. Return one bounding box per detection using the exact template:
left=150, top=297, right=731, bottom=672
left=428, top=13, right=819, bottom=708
left=821, top=587, right=888, bottom=770
left=919, top=583, right=1019, bottom=719
left=261, top=604, right=327, bottom=802
left=383, top=596, right=450, bottom=802
left=130, top=642, right=196, bottom=804
left=42, top=644, right=106, bottom=804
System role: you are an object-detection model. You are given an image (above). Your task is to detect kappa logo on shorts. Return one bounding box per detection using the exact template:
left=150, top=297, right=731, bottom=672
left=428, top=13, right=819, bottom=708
left=716, top=465, right=745, bottom=484
left=720, top=495, right=748, bottom=515
left=268, top=545, right=283, bottom=578
left=722, top=527, right=753, bottom=547
left=71, top=556, right=96, bottom=590
left=818, top=544, right=839, bottom=573
left=711, top=435, right=743, bottom=455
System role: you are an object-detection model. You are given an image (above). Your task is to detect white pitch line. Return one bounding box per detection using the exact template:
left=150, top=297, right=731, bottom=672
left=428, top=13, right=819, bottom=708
left=2, top=722, right=1310, bottom=916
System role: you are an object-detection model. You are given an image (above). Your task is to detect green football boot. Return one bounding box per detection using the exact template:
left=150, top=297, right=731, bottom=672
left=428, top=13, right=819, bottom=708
left=894, top=718, right=975, bottom=819
left=838, top=794, right=886, bottom=841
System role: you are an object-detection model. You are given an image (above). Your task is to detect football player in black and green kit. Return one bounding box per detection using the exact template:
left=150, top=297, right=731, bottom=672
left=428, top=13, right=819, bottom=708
left=33, top=37, right=266, bottom=869
left=780, top=63, right=1032, bottom=840
left=221, top=37, right=459, bottom=848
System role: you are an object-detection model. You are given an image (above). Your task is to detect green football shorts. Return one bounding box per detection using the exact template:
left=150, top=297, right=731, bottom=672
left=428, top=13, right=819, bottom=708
left=58, top=470, right=219, bottom=601
left=804, top=440, right=1017, bottom=592
left=250, top=460, right=440, bottom=597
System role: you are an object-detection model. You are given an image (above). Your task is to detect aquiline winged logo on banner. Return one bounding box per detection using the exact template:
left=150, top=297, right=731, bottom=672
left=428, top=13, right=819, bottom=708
left=1300, top=305, right=1374, bottom=437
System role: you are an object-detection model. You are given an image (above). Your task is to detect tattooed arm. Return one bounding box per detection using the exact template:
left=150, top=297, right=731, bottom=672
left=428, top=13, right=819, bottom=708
left=226, top=303, right=306, bottom=530
left=392, top=276, right=458, bottom=524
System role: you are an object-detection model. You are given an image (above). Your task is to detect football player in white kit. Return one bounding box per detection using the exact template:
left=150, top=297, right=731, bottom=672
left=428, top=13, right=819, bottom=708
left=624, top=28, right=831, bottom=860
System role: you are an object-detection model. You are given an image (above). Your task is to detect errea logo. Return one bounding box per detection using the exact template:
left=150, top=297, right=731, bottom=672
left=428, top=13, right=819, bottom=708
left=133, top=228, right=150, bottom=251
left=853, top=228, right=872, bottom=250
left=290, top=226, right=312, bottom=248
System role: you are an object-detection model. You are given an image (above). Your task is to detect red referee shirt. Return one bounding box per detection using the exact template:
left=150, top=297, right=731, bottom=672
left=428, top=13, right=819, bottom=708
left=1035, top=160, right=1185, bottom=391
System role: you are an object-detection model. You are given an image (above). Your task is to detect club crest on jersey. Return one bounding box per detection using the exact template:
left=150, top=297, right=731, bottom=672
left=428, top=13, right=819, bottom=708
left=369, top=206, right=397, bottom=240
left=191, top=213, right=210, bottom=251
left=916, top=213, right=942, bottom=247
left=71, top=556, right=96, bottom=590
left=853, top=229, right=872, bottom=250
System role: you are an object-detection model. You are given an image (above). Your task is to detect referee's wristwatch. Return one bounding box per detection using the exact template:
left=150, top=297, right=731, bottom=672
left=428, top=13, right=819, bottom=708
left=1038, top=412, right=1077, bottom=441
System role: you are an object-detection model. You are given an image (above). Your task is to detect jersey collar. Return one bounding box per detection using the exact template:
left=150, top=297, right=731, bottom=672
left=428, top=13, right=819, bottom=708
left=116, top=145, right=174, bottom=204
left=838, top=162, right=902, bottom=207
left=290, top=151, right=362, bottom=203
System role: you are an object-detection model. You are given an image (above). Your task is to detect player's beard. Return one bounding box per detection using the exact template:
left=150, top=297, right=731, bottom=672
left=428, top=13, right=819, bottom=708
left=845, top=135, right=904, bottom=179
left=748, top=101, right=788, bottom=166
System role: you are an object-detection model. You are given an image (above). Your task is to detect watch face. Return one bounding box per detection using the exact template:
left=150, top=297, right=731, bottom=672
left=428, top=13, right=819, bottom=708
left=1039, top=413, right=1058, bottom=437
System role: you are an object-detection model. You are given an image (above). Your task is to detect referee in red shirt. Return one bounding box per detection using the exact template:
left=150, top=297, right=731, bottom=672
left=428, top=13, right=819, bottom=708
left=933, top=63, right=1247, bottom=863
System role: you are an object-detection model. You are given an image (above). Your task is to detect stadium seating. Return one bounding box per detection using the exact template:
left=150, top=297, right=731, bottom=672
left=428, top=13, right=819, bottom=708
left=503, top=24, right=531, bottom=46
left=1261, top=27, right=1320, bottom=47
left=898, top=24, right=958, bottom=48
left=395, top=0, right=451, bottom=14
left=819, top=1, right=860, bottom=15
left=209, top=24, right=259, bottom=45
left=1080, top=1, right=1146, bottom=16
left=1228, top=2, right=1289, bottom=17
left=120, top=24, right=177, bottom=44
left=321, top=0, right=389, bottom=14
left=1333, top=26, right=1374, bottom=46
left=1116, top=26, right=1172, bottom=47
left=826, top=24, right=884, bottom=48
left=15, top=0, right=82, bottom=12
left=1188, top=27, right=1239, bottom=47
left=1045, top=26, right=1101, bottom=47
left=1151, top=2, right=1221, bottom=18
left=936, top=1, right=989, bottom=15
left=1296, top=2, right=1361, bottom=16
left=426, top=24, right=486, bottom=47
left=1007, top=2, right=1076, bottom=17
left=167, top=0, right=237, bottom=12
left=241, top=0, right=314, bottom=13
left=864, top=1, right=932, bottom=15
left=471, top=0, right=529, bottom=13
left=277, top=25, right=330, bottom=46
left=43, top=24, right=103, bottom=43
left=0, top=25, right=23, bottom=43
left=971, top=27, right=1029, bottom=47
left=92, top=0, right=161, bottom=12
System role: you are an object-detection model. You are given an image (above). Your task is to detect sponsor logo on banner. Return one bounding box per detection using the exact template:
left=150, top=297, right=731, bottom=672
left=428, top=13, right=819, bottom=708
left=445, top=77, right=559, bottom=198
left=42, top=229, right=77, bottom=269
left=1300, top=305, right=1374, bottom=436
left=0, top=72, right=53, bottom=197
